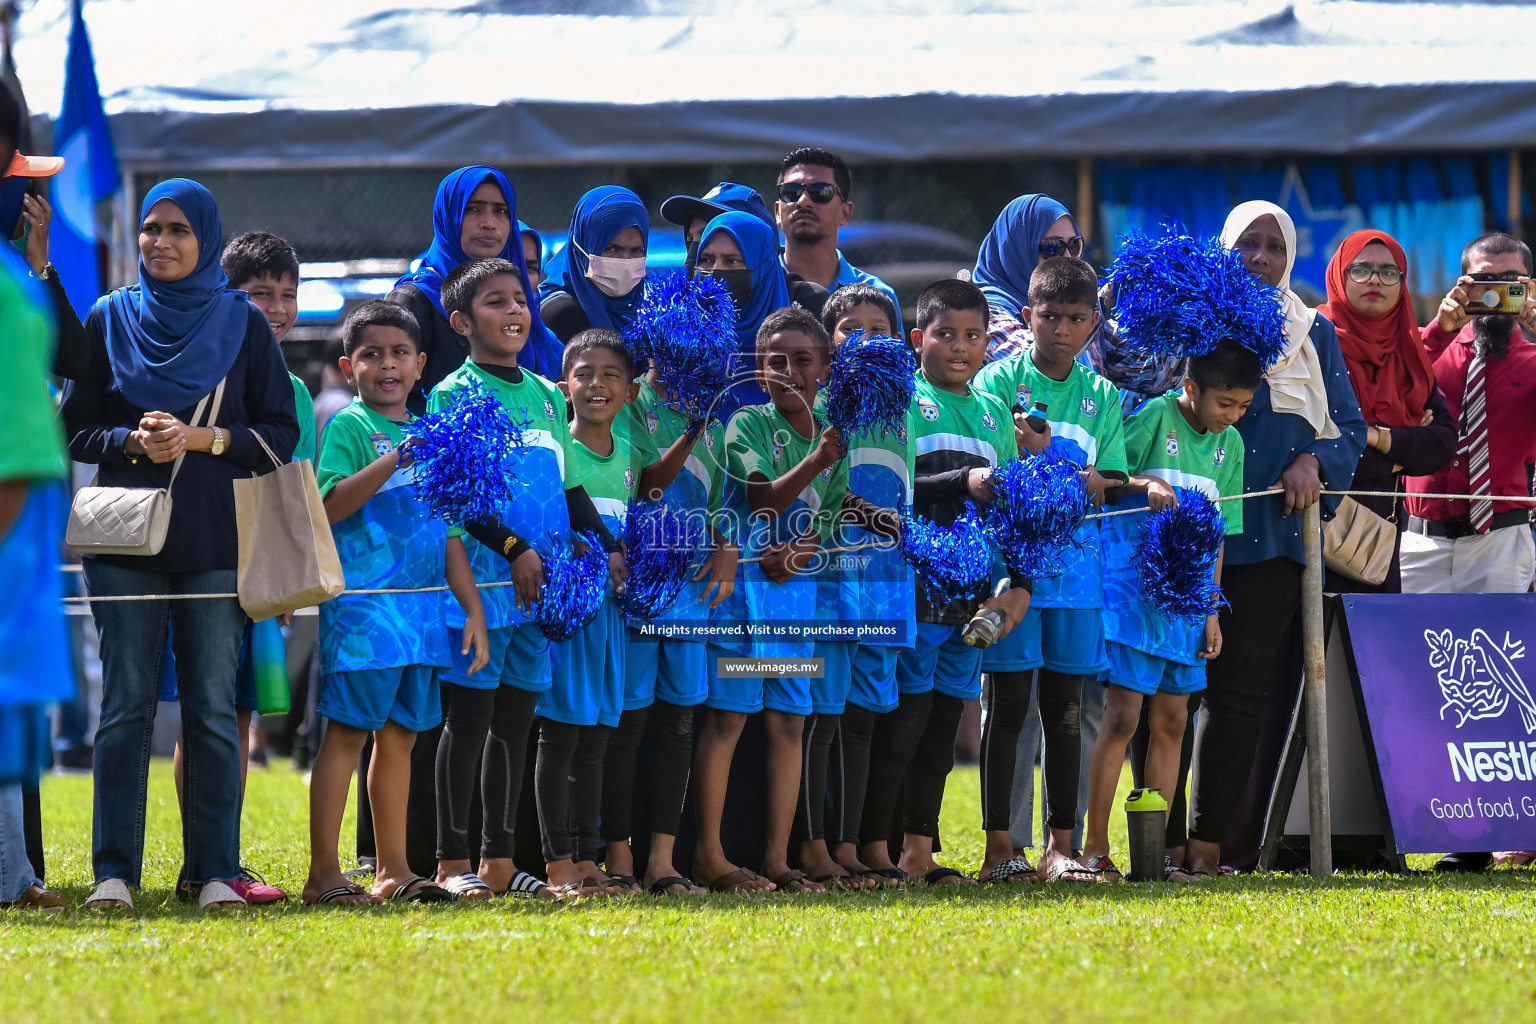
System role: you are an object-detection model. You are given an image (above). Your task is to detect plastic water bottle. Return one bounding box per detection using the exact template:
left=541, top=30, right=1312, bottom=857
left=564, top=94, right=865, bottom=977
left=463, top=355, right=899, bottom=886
left=250, top=617, right=290, bottom=716
left=962, top=578, right=1011, bottom=648
left=1124, top=788, right=1168, bottom=881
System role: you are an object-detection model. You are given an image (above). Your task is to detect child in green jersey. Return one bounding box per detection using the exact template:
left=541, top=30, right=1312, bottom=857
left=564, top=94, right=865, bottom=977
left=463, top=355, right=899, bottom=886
left=1081, top=340, right=1255, bottom=881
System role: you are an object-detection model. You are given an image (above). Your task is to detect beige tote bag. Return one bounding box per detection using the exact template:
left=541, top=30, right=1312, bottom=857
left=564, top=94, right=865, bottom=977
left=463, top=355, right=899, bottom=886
left=1322, top=495, right=1397, bottom=587
left=234, top=433, right=344, bottom=621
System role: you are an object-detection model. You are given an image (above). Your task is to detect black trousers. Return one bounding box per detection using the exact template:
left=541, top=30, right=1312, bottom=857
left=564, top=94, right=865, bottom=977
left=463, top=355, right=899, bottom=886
left=796, top=712, right=841, bottom=842
left=435, top=682, right=539, bottom=861
left=831, top=704, right=877, bottom=846
left=902, top=692, right=965, bottom=839
left=1189, top=557, right=1303, bottom=848
left=534, top=719, right=608, bottom=864
left=982, top=670, right=1082, bottom=833
left=861, top=691, right=932, bottom=850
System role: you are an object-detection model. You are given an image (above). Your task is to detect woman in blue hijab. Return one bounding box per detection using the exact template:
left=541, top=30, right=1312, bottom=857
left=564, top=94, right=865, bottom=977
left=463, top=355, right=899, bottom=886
left=538, top=186, right=649, bottom=342
left=61, top=178, right=299, bottom=911
left=390, top=166, right=560, bottom=403
left=695, top=210, right=793, bottom=411
left=974, top=193, right=1186, bottom=404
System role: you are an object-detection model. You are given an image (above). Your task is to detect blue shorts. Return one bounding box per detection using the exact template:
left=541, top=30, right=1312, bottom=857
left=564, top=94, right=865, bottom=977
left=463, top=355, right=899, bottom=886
left=897, top=621, right=984, bottom=700
left=1105, top=642, right=1206, bottom=696
left=441, top=623, right=551, bottom=693
left=625, top=629, right=709, bottom=709
left=705, top=644, right=813, bottom=716
left=982, top=606, right=1107, bottom=675
left=538, top=599, right=626, bottom=727
left=158, top=621, right=260, bottom=711
left=811, top=640, right=854, bottom=715
left=318, top=664, right=440, bottom=733
left=849, top=644, right=900, bottom=713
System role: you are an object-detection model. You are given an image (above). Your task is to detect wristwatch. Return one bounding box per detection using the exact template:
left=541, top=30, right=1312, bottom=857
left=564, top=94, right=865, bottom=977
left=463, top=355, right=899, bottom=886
left=210, top=426, right=226, bottom=456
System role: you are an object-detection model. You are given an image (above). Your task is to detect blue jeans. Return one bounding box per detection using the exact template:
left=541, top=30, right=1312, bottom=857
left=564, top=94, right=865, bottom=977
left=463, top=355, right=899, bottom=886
left=85, top=562, right=245, bottom=888
left=0, top=783, right=41, bottom=902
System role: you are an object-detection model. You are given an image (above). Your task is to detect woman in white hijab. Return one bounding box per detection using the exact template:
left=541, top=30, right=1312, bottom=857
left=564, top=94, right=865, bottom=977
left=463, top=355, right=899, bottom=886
left=1179, top=201, right=1366, bottom=879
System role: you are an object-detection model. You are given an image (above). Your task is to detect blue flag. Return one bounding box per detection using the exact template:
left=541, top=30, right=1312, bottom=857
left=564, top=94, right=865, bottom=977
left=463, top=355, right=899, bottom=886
left=53, top=0, right=119, bottom=313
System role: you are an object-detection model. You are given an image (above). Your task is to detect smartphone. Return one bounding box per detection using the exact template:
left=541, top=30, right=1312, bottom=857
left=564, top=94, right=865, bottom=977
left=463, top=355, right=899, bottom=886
left=1012, top=400, right=1049, bottom=433
left=1465, top=273, right=1527, bottom=316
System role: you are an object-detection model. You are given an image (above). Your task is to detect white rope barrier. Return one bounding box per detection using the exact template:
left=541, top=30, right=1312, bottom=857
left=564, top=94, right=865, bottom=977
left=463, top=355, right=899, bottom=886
left=54, top=488, right=1536, bottom=604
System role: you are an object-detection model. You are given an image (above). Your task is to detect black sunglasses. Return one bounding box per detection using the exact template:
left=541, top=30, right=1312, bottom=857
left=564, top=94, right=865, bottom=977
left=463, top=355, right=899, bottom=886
left=777, top=182, right=842, bottom=205
left=1038, top=236, right=1085, bottom=259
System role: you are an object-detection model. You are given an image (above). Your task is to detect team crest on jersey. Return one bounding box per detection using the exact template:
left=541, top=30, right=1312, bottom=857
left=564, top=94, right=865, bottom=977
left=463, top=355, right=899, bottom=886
left=645, top=409, right=659, bottom=434
left=1015, top=385, right=1032, bottom=408
left=1164, top=429, right=1179, bottom=457
left=624, top=466, right=635, bottom=492
left=894, top=422, right=907, bottom=444
left=1080, top=396, right=1098, bottom=417
left=772, top=442, right=784, bottom=463
left=370, top=432, right=393, bottom=458
left=704, top=431, right=717, bottom=453
left=981, top=410, right=998, bottom=431
left=918, top=398, right=939, bottom=422
left=1213, top=446, right=1226, bottom=467
left=820, top=465, right=833, bottom=481
left=543, top=399, right=556, bottom=421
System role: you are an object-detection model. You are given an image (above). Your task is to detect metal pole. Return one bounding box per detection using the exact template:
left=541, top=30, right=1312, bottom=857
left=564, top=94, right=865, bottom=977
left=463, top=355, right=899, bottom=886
left=1301, top=501, right=1332, bottom=877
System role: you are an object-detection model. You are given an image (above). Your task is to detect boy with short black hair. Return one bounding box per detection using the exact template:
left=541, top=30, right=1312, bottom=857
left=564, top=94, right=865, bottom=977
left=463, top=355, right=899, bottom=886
left=691, top=305, right=847, bottom=894
left=798, top=284, right=908, bottom=889
left=428, top=258, right=620, bottom=900
left=619, top=335, right=740, bottom=897
left=1081, top=339, right=1254, bottom=881
left=223, top=231, right=314, bottom=462
left=534, top=328, right=636, bottom=895
left=857, top=279, right=1031, bottom=887
left=303, top=300, right=489, bottom=905
left=968, top=256, right=1126, bottom=884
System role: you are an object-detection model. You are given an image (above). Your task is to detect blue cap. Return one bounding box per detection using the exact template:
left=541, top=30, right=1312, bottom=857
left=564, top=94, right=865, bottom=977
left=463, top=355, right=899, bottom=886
left=660, top=181, right=779, bottom=241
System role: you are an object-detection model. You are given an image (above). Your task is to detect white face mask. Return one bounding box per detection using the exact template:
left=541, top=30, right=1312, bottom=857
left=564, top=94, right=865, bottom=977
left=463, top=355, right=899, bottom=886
left=576, top=240, right=647, bottom=298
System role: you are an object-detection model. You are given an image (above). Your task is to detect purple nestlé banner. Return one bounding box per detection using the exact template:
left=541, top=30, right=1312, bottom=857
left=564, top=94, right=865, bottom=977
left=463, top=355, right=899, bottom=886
left=1345, top=594, right=1536, bottom=854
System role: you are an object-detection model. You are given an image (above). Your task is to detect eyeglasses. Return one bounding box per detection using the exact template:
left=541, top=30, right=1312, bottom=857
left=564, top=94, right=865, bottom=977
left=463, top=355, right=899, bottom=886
left=777, top=182, right=842, bottom=205
left=1038, top=236, right=1085, bottom=260
left=1346, top=262, right=1402, bottom=286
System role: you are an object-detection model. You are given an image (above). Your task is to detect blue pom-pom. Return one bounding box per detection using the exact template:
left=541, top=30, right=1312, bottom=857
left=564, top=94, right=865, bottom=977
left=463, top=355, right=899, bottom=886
left=617, top=499, right=706, bottom=620
left=899, top=503, right=992, bottom=606
left=405, top=380, right=530, bottom=524
left=532, top=532, right=610, bottom=643
left=823, top=331, right=916, bottom=448
left=982, top=450, right=1093, bottom=579
left=1137, top=489, right=1228, bottom=623
left=1104, top=225, right=1289, bottom=370
left=621, top=274, right=737, bottom=423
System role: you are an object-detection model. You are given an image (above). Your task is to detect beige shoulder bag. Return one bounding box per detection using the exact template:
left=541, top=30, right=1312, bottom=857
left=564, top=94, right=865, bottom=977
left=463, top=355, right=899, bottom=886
left=1322, top=493, right=1397, bottom=586
left=65, top=379, right=226, bottom=556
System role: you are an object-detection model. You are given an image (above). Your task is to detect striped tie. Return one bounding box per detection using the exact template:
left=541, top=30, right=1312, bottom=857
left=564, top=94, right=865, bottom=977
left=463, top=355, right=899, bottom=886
left=1459, top=350, right=1493, bottom=533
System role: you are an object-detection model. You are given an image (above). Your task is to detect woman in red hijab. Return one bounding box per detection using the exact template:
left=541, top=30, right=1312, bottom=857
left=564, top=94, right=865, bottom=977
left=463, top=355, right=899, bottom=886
left=1318, top=230, right=1457, bottom=592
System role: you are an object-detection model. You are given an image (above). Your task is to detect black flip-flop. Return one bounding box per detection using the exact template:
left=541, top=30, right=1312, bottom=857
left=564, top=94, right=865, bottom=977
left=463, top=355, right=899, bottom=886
left=306, top=885, right=372, bottom=905
left=923, top=867, right=965, bottom=886
left=607, top=873, right=642, bottom=892
left=648, top=875, right=697, bottom=896
left=387, top=876, right=454, bottom=903
left=860, top=866, right=908, bottom=885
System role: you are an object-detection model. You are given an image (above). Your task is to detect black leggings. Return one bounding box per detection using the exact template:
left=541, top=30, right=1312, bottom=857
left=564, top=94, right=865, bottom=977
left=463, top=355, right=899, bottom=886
left=535, top=719, right=609, bottom=864
left=902, top=692, right=965, bottom=839
left=434, top=682, right=539, bottom=861
left=980, top=670, right=1032, bottom=832
left=601, top=708, right=647, bottom=846
left=648, top=700, right=695, bottom=838
left=1189, top=558, right=1303, bottom=847
left=832, top=704, right=877, bottom=846
left=796, top=713, right=841, bottom=841
left=860, top=691, right=932, bottom=849
left=990, top=669, right=1084, bottom=833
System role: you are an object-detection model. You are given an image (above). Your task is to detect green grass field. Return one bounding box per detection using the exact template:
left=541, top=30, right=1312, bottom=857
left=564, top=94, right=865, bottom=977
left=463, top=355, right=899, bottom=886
left=4, top=761, right=1535, bottom=1024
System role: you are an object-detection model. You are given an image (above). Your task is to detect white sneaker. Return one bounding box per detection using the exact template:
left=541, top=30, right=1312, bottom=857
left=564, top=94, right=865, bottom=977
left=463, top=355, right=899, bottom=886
left=197, top=880, right=247, bottom=911
left=85, top=878, right=133, bottom=910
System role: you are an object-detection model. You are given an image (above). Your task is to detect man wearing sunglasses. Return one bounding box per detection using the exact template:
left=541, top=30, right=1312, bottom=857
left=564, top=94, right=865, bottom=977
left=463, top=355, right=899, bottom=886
left=774, top=147, right=903, bottom=335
